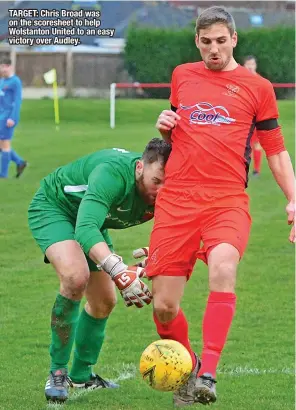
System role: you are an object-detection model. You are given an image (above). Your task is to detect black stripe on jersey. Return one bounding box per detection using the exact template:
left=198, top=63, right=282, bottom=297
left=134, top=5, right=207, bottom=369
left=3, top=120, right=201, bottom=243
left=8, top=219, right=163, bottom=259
left=244, top=116, right=256, bottom=188
left=256, top=118, right=278, bottom=130
left=171, top=104, right=177, bottom=112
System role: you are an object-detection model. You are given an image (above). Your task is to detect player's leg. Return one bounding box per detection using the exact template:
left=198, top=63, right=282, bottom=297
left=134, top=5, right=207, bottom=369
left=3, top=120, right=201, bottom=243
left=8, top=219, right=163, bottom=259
left=152, top=275, right=201, bottom=407
left=0, top=124, right=26, bottom=178
left=147, top=187, right=200, bottom=365
left=253, top=141, right=262, bottom=176
left=44, top=240, right=90, bottom=402
left=0, top=138, right=11, bottom=178
left=10, top=148, right=27, bottom=178
left=195, top=243, right=239, bottom=404
left=152, top=276, right=193, bottom=359
left=146, top=186, right=201, bottom=406
left=28, top=189, right=90, bottom=402
left=195, top=206, right=251, bottom=404
left=9, top=123, right=27, bottom=177
left=70, top=266, right=118, bottom=389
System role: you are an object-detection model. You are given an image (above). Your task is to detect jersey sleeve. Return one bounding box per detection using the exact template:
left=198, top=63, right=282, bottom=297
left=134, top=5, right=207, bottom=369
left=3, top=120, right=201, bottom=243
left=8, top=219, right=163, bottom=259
left=169, top=67, right=178, bottom=108
left=256, top=79, right=279, bottom=123
left=9, top=77, right=22, bottom=122
left=75, top=163, right=125, bottom=254
left=101, top=228, right=114, bottom=252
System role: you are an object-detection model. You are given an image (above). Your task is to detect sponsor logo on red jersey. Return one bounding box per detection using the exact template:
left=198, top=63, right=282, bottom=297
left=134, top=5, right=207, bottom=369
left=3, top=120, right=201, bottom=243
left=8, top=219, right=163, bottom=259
left=180, top=102, right=236, bottom=126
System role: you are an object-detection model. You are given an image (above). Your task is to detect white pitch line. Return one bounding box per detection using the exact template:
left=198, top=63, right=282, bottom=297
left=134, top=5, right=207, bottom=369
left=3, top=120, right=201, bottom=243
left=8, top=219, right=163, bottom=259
left=47, top=404, right=65, bottom=410
left=218, top=366, right=295, bottom=376
left=46, top=362, right=294, bottom=408
left=112, top=367, right=138, bottom=382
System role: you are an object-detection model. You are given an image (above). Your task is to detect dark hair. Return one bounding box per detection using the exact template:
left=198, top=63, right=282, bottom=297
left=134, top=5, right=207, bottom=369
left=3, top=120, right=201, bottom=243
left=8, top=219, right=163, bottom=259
left=142, top=138, right=172, bottom=166
left=0, top=56, right=12, bottom=65
left=195, top=6, right=236, bottom=35
left=243, top=55, right=257, bottom=64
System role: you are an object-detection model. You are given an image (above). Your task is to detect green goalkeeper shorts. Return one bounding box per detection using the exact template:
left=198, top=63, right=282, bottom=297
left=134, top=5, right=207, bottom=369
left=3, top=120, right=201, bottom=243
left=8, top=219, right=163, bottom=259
left=28, top=188, right=99, bottom=272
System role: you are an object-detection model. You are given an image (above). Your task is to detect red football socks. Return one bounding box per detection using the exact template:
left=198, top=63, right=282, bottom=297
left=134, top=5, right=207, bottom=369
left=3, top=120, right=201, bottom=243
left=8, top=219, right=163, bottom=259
left=198, top=292, right=237, bottom=378
left=153, top=309, right=197, bottom=370
left=253, top=149, right=262, bottom=173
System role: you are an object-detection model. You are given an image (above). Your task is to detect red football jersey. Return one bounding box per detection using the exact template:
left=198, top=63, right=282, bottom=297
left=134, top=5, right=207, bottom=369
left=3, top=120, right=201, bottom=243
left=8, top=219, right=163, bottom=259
left=168, top=62, right=279, bottom=190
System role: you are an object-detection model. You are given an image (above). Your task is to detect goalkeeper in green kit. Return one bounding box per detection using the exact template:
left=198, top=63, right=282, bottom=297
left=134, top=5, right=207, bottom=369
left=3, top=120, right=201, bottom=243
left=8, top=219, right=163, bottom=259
left=28, top=138, right=171, bottom=403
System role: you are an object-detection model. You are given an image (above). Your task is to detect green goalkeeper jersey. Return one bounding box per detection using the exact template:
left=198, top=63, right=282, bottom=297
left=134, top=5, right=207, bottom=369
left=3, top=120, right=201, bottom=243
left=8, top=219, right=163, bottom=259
left=40, top=148, right=154, bottom=254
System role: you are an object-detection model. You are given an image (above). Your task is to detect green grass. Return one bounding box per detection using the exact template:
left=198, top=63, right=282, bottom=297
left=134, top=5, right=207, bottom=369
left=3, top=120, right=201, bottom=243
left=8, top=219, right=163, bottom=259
left=0, top=99, right=294, bottom=410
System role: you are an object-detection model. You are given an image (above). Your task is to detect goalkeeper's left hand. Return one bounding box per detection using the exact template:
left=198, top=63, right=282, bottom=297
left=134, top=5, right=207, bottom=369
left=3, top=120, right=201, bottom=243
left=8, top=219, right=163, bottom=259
left=133, top=247, right=149, bottom=268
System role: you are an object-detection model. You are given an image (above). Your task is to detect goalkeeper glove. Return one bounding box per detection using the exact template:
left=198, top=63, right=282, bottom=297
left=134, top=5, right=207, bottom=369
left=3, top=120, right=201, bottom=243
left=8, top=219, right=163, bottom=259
left=100, top=254, right=152, bottom=308
left=133, top=246, right=149, bottom=268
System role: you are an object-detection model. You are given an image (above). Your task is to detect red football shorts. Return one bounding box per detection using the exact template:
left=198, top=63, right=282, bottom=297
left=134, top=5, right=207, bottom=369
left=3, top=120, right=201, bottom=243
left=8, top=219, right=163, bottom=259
left=146, top=185, right=252, bottom=279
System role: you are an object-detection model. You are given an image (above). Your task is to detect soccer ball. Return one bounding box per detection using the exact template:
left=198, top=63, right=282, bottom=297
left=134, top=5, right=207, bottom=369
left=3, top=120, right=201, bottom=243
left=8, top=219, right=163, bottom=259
left=139, top=339, right=192, bottom=392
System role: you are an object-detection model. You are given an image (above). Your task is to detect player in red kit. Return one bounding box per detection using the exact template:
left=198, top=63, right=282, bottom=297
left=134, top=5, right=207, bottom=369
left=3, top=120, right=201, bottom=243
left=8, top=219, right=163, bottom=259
left=243, top=55, right=263, bottom=176
left=145, top=6, right=295, bottom=406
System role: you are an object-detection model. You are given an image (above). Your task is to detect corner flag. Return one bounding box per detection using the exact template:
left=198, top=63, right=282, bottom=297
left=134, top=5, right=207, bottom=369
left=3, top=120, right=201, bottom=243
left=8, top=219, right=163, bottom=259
left=43, top=69, right=60, bottom=130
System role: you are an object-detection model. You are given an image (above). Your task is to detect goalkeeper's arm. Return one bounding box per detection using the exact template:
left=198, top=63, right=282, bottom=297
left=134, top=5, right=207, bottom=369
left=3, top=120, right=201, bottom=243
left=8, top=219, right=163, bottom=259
left=75, top=164, right=152, bottom=308
left=89, top=247, right=152, bottom=308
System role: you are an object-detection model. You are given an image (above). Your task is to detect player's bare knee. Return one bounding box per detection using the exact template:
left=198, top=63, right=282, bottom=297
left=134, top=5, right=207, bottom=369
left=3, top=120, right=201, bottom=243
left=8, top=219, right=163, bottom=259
left=85, top=297, right=116, bottom=318
left=97, top=297, right=116, bottom=317
left=153, top=299, right=179, bottom=323
left=152, top=276, right=185, bottom=322
left=209, top=261, right=237, bottom=292
left=60, top=268, right=90, bottom=299
left=2, top=140, right=11, bottom=151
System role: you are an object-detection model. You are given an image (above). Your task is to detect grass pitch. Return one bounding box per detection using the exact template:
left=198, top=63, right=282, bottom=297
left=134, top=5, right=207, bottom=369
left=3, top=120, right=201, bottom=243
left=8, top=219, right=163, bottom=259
left=0, top=99, right=294, bottom=410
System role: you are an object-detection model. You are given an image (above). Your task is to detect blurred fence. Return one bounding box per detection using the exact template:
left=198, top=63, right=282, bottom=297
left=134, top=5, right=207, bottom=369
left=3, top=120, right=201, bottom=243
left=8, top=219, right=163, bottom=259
left=0, top=46, right=130, bottom=98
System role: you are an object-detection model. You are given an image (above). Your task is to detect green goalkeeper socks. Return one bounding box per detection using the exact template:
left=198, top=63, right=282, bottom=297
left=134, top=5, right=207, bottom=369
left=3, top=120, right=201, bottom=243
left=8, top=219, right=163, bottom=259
left=69, top=309, right=108, bottom=383
left=50, top=293, right=81, bottom=372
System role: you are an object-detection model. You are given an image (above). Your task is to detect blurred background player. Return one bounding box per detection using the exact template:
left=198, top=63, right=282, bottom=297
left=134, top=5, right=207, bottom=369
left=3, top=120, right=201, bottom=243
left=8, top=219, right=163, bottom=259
left=243, top=54, right=257, bottom=74
left=28, top=138, right=171, bottom=403
left=243, top=55, right=263, bottom=176
left=0, top=57, right=27, bottom=178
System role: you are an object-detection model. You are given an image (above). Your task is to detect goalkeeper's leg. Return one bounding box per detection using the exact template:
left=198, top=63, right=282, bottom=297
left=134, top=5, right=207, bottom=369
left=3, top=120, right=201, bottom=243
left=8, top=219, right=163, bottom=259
left=45, top=240, right=91, bottom=402
left=70, top=268, right=119, bottom=389
left=28, top=192, right=91, bottom=403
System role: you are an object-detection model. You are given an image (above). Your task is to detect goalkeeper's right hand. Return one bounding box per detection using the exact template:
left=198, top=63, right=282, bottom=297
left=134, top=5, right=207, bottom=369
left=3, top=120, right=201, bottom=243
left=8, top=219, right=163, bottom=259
left=100, top=254, right=152, bottom=308
left=133, top=246, right=149, bottom=268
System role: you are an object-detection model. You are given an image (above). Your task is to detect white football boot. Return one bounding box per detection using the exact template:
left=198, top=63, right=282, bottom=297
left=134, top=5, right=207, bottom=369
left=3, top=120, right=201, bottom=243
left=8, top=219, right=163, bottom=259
left=173, top=354, right=201, bottom=407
